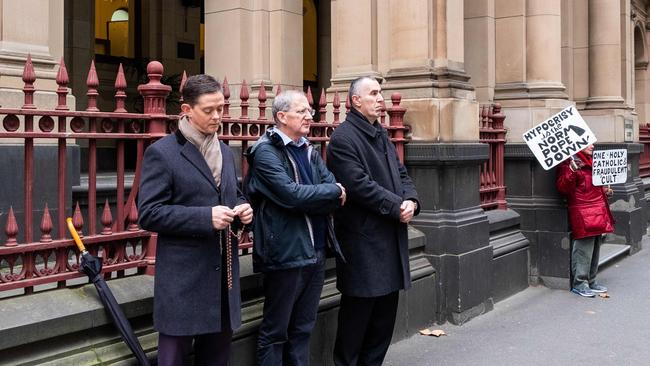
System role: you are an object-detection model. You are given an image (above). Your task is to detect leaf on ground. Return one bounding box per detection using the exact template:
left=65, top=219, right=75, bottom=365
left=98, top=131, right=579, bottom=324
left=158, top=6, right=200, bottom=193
left=419, top=329, right=447, bottom=337
left=599, top=293, right=610, bottom=298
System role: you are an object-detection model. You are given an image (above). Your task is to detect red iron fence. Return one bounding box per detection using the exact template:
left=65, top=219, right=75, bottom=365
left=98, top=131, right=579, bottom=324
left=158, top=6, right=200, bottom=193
left=640, top=123, right=650, bottom=178
left=479, top=103, right=507, bottom=210
left=0, top=57, right=409, bottom=296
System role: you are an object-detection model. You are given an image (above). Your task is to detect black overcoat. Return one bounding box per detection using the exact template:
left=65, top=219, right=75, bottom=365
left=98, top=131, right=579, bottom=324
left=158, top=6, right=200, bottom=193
left=138, top=130, right=245, bottom=336
left=326, top=108, right=419, bottom=297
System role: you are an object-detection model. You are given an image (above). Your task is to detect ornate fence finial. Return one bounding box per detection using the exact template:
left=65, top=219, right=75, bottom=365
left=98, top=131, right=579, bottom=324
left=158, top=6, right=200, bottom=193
left=379, top=99, right=387, bottom=125
left=72, top=202, right=84, bottom=238
left=388, top=93, right=406, bottom=163
left=137, top=61, right=172, bottom=136
left=333, top=91, right=341, bottom=124
left=114, top=62, right=126, bottom=113
left=85, top=60, right=99, bottom=112
left=240, top=80, right=250, bottom=119
left=39, top=203, right=53, bottom=242
left=114, top=63, right=127, bottom=113
left=319, top=89, right=327, bottom=121
left=55, top=57, right=69, bottom=111
left=4, top=206, right=18, bottom=246
left=22, top=54, right=36, bottom=109
left=101, top=199, right=113, bottom=235
left=345, top=93, right=351, bottom=114
left=222, top=76, right=231, bottom=118
left=481, top=105, right=489, bottom=128
left=127, top=202, right=139, bottom=231
left=491, top=103, right=505, bottom=129
left=257, top=81, right=267, bottom=120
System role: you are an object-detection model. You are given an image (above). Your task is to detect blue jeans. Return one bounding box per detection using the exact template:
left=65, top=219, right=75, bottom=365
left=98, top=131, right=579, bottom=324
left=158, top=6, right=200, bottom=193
left=571, top=235, right=602, bottom=290
left=257, top=250, right=326, bottom=366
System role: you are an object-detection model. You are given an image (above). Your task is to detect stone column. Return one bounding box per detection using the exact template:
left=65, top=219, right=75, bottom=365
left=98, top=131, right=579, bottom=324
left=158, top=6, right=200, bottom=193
left=495, top=0, right=566, bottom=100
left=494, top=0, right=525, bottom=99
left=330, top=0, right=381, bottom=88
left=495, top=0, right=573, bottom=288
left=380, top=0, right=476, bottom=143
left=0, top=0, right=65, bottom=108
left=329, top=0, right=495, bottom=323
left=64, top=0, right=92, bottom=110
left=464, top=0, right=495, bottom=103
left=562, top=0, right=589, bottom=109
left=204, top=0, right=302, bottom=115
left=0, top=1, right=79, bottom=243
left=634, top=25, right=649, bottom=124
left=525, top=0, right=565, bottom=99
left=582, top=1, right=644, bottom=252
left=374, top=0, right=493, bottom=323
left=586, top=0, right=625, bottom=108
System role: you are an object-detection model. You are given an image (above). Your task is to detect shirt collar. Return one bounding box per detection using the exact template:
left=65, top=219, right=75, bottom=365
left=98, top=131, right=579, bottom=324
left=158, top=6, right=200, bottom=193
left=272, top=127, right=309, bottom=147
left=348, top=108, right=381, bottom=138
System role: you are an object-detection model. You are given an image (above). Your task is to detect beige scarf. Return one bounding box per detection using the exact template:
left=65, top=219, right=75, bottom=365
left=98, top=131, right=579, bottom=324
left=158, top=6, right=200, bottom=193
left=179, top=116, right=223, bottom=187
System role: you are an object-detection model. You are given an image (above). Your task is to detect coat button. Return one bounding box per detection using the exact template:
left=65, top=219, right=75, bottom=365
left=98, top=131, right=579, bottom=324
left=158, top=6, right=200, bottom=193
left=214, top=266, right=220, bottom=271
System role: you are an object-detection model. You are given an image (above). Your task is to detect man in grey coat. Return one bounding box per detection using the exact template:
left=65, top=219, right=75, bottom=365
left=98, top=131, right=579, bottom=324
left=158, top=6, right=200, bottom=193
left=327, top=76, right=420, bottom=366
left=138, top=74, right=253, bottom=366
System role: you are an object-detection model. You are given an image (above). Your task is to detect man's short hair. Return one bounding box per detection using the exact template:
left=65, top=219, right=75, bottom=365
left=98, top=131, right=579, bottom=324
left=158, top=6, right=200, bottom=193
left=182, top=74, right=222, bottom=106
left=272, top=90, right=305, bottom=124
left=348, top=76, right=377, bottom=104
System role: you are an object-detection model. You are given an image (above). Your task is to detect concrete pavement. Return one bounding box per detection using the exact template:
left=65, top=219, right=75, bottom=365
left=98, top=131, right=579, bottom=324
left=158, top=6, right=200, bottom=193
left=384, top=237, right=650, bottom=366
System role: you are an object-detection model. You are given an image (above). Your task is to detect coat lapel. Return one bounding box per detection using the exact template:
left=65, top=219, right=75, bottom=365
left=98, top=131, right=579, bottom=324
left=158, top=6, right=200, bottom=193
left=218, top=142, right=233, bottom=206
left=179, top=137, right=220, bottom=193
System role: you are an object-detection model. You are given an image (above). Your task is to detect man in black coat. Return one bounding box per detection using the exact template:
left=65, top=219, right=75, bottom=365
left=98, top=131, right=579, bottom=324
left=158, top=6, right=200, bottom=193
left=246, top=90, right=346, bottom=365
left=138, top=74, right=253, bottom=366
left=327, top=76, right=420, bottom=366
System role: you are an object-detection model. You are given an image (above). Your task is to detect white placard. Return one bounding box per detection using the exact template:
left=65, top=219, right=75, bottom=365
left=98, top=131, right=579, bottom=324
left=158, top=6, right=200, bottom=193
left=522, top=106, right=597, bottom=170
left=592, top=149, right=627, bottom=186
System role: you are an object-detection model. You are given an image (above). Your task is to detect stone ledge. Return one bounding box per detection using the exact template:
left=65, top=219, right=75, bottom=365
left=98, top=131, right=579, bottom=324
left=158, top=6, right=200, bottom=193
left=0, top=228, right=432, bottom=365
left=485, top=208, right=521, bottom=232
left=405, top=143, right=489, bottom=166
left=0, top=275, right=154, bottom=351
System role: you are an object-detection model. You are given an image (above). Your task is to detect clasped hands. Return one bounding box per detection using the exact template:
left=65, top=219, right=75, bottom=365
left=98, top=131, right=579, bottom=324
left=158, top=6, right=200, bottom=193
left=212, top=203, right=253, bottom=230
left=400, top=200, right=416, bottom=223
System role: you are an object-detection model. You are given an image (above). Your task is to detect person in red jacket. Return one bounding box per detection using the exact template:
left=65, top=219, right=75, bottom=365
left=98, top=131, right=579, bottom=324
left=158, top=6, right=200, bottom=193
left=556, top=144, right=615, bottom=297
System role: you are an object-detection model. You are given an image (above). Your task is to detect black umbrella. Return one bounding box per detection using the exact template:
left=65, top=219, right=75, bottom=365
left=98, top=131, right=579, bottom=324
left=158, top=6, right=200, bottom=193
left=66, top=218, right=151, bottom=366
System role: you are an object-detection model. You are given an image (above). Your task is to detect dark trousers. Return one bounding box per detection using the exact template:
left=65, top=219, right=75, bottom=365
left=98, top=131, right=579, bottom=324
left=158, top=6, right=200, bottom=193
left=333, top=291, right=399, bottom=366
left=158, top=252, right=233, bottom=366
left=256, top=250, right=326, bottom=366
left=157, top=330, right=232, bottom=366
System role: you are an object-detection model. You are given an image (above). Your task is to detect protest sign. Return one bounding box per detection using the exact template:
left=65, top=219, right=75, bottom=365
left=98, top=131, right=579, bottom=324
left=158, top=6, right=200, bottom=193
left=592, top=149, right=627, bottom=186
left=523, top=106, right=597, bottom=170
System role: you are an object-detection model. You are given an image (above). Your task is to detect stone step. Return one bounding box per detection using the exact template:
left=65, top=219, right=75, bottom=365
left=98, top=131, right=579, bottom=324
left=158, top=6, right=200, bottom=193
left=598, top=243, right=631, bottom=267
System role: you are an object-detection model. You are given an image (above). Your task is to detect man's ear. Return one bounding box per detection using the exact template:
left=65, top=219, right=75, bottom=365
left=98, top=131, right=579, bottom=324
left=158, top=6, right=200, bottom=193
left=180, top=103, right=192, bottom=114
left=276, top=111, right=287, bottom=125
left=351, top=95, right=361, bottom=108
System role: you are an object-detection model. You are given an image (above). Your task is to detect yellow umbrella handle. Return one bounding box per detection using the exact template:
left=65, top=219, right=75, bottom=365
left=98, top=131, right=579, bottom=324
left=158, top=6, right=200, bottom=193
left=66, top=217, right=86, bottom=252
